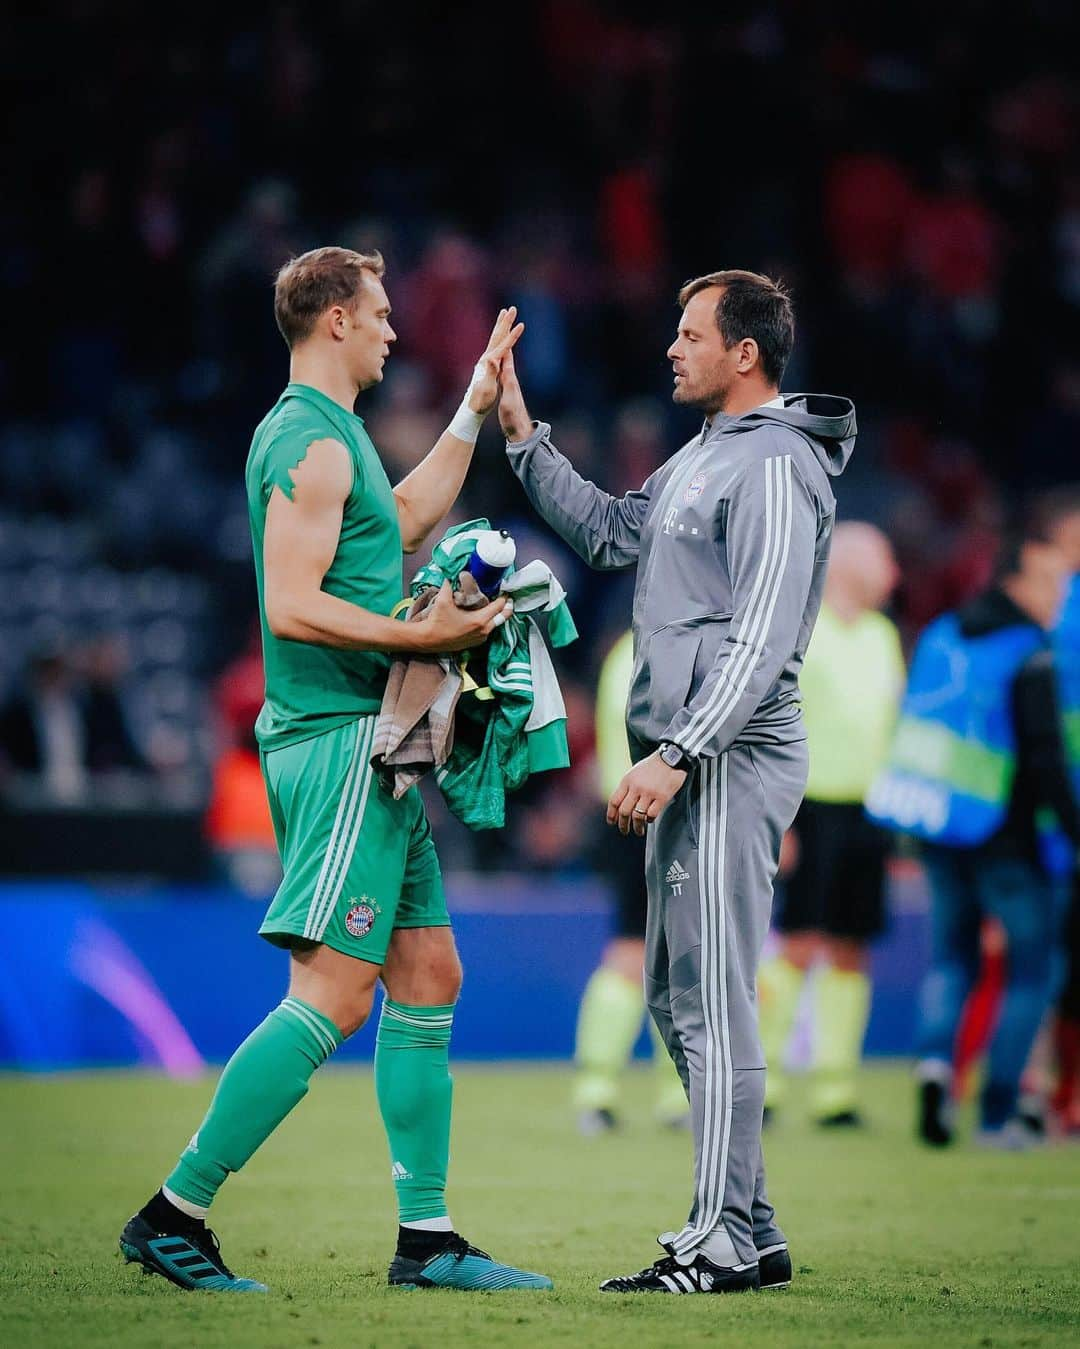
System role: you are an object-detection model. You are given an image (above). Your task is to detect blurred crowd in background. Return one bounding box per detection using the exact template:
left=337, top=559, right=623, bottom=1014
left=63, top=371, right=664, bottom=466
left=3, top=2, right=1080, bottom=883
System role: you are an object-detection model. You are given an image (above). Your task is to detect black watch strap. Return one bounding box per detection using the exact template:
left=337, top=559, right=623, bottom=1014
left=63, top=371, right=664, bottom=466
left=659, top=741, right=689, bottom=770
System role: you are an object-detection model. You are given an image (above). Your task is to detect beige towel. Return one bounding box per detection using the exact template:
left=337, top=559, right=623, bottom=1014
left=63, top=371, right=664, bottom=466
left=371, top=573, right=487, bottom=798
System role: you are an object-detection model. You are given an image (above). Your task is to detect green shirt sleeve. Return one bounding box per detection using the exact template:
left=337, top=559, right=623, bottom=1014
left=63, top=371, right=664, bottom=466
left=260, top=422, right=359, bottom=503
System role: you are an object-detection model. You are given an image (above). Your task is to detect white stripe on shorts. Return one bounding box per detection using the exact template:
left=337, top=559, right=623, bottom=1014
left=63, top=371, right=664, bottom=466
left=312, top=717, right=379, bottom=941
left=303, top=718, right=375, bottom=940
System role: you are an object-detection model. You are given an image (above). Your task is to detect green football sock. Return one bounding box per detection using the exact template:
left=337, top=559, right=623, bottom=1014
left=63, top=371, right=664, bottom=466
left=758, top=955, right=806, bottom=1109
left=648, top=1013, right=690, bottom=1120
left=375, top=999, right=455, bottom=1223
left=572, top=967, right=645, bottom=1111
left=812, top=966, right=871, bottom=1118
left=165, top=996, right=342, bottom=1210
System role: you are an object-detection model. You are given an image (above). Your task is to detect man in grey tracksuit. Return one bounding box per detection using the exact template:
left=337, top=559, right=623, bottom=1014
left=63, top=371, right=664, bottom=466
left=498, top=269, right=856, bottom=1294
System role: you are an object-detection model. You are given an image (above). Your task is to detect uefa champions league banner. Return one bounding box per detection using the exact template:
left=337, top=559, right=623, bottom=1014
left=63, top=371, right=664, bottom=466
left=0, top=879, right=927, bottom=1070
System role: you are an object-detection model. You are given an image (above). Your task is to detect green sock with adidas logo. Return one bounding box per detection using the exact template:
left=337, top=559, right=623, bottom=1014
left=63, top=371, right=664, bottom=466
left=375, top=999, right=456, bottom=1224
left=163, top=996, right=343, bottom=1212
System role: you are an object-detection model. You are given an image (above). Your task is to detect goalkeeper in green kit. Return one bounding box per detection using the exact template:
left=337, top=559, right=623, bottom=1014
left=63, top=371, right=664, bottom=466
left=119, top=247, right=553, bottom=1293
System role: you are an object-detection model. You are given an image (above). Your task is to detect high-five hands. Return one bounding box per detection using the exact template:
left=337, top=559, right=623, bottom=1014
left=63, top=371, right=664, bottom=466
left=497, top=347, right=533, bottom=443
left=606, top=752, right=688, bottom=837
left=492, top=317, right=681, bottom=833
left=466, top=308, right=525, bottom=416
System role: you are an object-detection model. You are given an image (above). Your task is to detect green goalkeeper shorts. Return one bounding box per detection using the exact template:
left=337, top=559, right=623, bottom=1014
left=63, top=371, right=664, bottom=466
left=258, top=715, right=448, bottom=964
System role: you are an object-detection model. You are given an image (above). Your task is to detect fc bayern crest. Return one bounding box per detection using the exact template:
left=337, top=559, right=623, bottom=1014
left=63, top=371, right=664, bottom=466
left=684, top=472, right=708, bottom=503
left=345, top=902, right=376, bottom=938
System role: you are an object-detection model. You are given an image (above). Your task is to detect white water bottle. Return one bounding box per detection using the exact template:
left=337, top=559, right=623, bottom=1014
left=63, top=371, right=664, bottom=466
left=465, top=529, right=516, bottom=596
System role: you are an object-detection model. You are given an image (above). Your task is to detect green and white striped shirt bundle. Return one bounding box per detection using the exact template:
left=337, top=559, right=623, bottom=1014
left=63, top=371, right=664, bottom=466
left=372, top=519, right=578, bottom=829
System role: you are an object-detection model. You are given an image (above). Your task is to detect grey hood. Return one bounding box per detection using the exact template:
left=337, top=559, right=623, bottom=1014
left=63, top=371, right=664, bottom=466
left=705, top=393, right=857, bottom=477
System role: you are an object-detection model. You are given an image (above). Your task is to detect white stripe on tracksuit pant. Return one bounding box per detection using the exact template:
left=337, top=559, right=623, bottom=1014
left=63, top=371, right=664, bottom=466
left=644, top=738, right=809, bottom=1268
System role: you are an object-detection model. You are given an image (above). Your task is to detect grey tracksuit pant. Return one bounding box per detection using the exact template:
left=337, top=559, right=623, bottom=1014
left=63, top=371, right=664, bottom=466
left=645, top=739, right=809, bottom=1267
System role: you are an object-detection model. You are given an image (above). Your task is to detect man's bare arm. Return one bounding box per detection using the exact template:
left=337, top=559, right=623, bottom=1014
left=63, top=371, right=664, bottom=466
left=264, top=438, right=508, bottom=653
left=393, top=307, right=523, bottom=552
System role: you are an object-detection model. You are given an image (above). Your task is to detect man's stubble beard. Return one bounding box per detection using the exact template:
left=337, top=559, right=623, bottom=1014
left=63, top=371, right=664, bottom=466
left=673, top=374, right=731, bottom=417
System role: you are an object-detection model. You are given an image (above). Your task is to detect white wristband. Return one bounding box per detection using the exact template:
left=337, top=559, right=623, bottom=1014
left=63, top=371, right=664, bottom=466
left=447, top=398, right=484, bottom=445
left=447, top=361, right=487, bottom=444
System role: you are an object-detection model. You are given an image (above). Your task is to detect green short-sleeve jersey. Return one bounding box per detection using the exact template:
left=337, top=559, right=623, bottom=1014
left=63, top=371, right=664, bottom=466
left=245, top=383, right=403, bottom=750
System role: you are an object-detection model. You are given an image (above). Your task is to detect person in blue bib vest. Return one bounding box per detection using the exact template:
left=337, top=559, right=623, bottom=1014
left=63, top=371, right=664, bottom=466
left=867, top=490, right=1080, bottom=1148
left=1048, top=495, right=1080, bottom=1128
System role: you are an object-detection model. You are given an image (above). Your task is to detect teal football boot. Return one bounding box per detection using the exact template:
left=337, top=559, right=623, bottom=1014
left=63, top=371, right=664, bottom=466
left=388, top=1234, right=552, bottom=1290
left=119, top=1213, right=268, bottom=1292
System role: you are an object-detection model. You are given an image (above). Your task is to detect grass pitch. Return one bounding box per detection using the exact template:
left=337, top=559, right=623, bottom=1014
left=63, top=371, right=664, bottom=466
left=2, top=1064, right=1079, bottom=1348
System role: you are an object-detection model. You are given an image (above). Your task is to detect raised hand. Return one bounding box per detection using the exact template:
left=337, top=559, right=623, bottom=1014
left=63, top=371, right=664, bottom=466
left=466, top=307, right=525, bottom=416
left=497, top=347, right=533, bottom=442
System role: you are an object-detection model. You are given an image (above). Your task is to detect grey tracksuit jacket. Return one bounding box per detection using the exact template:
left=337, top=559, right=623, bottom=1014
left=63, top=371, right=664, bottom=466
left=507, top=394, right=856, bottom=1270
left=506, top=395, right=856, bottom=761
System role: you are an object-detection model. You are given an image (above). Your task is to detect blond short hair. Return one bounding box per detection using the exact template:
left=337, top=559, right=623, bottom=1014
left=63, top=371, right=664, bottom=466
left=273, top=246, right=385, bottom=348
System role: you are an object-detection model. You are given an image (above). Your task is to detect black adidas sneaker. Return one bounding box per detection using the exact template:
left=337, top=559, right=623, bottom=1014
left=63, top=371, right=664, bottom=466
left=757, top=1242, right=792, bottom=1289
left=599, top=1235, right=759, bottom=1294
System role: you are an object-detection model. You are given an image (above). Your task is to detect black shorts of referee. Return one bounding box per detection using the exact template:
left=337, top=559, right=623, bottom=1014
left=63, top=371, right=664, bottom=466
left=591, top=828, right=648, bottom=940
left=775, top=797, right=889, bottom=941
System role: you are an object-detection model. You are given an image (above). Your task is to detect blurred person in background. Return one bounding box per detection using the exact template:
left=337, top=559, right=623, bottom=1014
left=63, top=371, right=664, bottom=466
left=399, top=233, right=497, bottom=404
left=573, top=629, right=689, bottom=1135
left=204, top=633, right=281, bottom=898
left=509, top=675, right=596, bottom=875
left=500, top=269, right=857, bottom=1294
left=758, top=523, right=904, bottom=1128
left=197, top=178, right=307, bottom=423
left=0, top=635, right=146, bottom=804
left=120, top=248, right=552, bottom=1295
left=868, top=491, right=1080, bottom=1148
left=1045, top=492, right=1080, bottom=1129
left=966, top=492, right=1080, bottom=1133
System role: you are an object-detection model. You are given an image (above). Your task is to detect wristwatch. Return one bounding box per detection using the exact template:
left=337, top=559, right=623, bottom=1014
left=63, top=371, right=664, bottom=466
left=658, top=741, right=689, bottom=770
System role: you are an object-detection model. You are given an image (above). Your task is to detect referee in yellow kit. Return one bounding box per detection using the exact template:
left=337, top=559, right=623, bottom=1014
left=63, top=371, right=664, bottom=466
left=573, top=630, right=689, bottom=1133
left=758, top=522, right=903, bottom=1126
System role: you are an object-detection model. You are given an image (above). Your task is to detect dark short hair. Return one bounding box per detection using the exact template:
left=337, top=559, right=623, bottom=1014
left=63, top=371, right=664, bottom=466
left=994, top=484, right=1080, bottom=580
left=273, top=246, right=385, bottom=348
left=677, top=269, right=795, bottom=386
